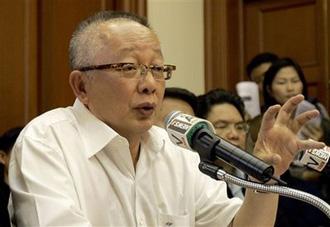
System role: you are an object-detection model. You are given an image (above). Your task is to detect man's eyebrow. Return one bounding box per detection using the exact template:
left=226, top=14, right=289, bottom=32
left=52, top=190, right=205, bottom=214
left=213, top=120, right=245, bottom=125
left=116, top=47, right=163, bottom=58
left=213, top=120, right=228, bottom=125
left=154, top=48, right=163, bottom=57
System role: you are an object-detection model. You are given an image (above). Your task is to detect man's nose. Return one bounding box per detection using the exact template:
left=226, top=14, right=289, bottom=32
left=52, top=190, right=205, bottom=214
left=137, top=69, right=157, bottom=94
left=226, top=126, right=240, bottom=139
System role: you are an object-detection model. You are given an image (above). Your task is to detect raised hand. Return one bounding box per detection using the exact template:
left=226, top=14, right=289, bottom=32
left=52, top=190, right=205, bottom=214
left=253, top=94, right=325, bottom=176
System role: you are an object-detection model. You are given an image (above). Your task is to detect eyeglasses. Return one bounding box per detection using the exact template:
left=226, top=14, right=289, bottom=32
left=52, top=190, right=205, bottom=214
left=212, top=121, right=249, bottom=134
left=76, top=62, right=176, bottom=80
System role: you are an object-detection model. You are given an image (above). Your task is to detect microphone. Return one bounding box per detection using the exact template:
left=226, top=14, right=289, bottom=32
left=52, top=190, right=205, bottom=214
left=165, top=111, right=275, bottom=183
left=299, top=147, right=330, bottom=172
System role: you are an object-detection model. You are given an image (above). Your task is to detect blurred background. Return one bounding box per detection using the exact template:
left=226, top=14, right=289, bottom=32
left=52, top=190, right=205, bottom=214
left=1, top=0, right=329, bottom=133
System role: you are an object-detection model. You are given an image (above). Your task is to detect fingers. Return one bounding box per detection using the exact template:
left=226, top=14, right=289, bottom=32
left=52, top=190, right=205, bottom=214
left=259, top=104, right=281, bottom=132
left=299, top=123, right=323, bottom=140
left=297, top=139, right=325, bottom=151
left=275, top=95, right=320, bottom=132
left=275, top=95, right=304, bottom=125
left=295, top=110, right=320, bottom=127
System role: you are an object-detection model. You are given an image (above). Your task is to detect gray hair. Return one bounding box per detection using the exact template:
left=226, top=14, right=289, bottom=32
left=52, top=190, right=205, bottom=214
left=68, top=11, right=150, bottom=70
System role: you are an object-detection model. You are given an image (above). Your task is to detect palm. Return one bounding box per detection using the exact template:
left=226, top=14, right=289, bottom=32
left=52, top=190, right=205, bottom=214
left=253, top=95, right=324, bottom=177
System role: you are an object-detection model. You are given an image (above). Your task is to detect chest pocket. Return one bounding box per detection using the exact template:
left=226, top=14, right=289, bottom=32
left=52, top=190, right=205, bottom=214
left=158, top=212, right=190, bottom=227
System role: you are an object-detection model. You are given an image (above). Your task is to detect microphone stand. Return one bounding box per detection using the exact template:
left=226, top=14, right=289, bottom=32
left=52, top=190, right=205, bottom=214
left=199, top=161, right=330, bottom=219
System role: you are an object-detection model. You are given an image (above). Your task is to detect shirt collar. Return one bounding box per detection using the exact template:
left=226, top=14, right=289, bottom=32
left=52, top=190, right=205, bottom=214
left=141, top=126, right=166, bottom=154
left=72, top=99, right=167, bottom=158
left=72, top=99, right=120, bottom=158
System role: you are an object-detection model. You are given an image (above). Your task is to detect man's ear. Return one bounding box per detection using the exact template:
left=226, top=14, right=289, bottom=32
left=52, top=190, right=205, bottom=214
left=0, top=151, right=6, bottom=165
left=69, top=70, right=89, bottom=104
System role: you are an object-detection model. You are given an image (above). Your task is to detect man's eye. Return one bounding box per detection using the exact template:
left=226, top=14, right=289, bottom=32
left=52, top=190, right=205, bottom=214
left=151, top=65, right=164, bottom=72
left=215, top=124, right=227, bottom=129
left=236, top=123, right=248, bottom=131
left=121, top=64, right=137, bottom=71
left=236, top=125, right=245, bottom=130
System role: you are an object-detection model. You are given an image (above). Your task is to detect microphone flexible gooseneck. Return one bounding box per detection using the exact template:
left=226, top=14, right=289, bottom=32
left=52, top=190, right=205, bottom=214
left=199, top=161, right=330, bottom=219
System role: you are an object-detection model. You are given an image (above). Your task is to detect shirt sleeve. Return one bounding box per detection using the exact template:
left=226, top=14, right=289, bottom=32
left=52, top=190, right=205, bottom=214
left=9, top=134, right=92, bottom=227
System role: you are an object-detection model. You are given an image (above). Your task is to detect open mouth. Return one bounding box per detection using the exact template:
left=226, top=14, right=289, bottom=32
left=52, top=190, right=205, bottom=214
left=136, top=103, right=156, bottom=116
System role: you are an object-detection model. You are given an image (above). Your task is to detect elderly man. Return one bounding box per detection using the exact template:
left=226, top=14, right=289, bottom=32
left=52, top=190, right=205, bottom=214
left=9, top=11, right=324, bottom=226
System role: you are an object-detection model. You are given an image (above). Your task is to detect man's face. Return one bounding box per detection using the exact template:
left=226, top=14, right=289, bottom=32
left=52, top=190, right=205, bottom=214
left=77, top=22, right=165, bottom=139
left=206, top=103, right=247, bottom=149
left=155, top=97, right=195, bottom=128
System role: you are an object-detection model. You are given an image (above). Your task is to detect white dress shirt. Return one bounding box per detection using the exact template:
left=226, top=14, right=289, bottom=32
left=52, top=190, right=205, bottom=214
left=9, top=99, right=242, bottom=227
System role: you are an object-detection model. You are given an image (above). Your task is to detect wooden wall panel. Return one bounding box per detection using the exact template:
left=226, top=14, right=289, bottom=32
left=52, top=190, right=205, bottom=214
left=204, top=0, right=330, bottom=109
left=204, top=0, right=243, bottom=93
left=244, top=0, right=329, bottom=107
left=39, top=0, right=107, bottom=112
left=0, top=0, right=38, bottom=134
left=0, top=0, right=146, bottom=134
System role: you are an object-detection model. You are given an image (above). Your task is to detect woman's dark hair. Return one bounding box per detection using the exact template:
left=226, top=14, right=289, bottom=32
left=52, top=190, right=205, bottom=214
left=263, top=57, right=308, bottom=109
left=197, top=88, right=245, bottom=120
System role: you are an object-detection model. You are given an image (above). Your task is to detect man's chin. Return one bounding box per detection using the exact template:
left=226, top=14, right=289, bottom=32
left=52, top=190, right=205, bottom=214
left=136, top=119, right=154, bottom=132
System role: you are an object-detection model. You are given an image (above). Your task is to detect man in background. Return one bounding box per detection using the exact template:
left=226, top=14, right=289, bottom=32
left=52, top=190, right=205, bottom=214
left=155, top=87, right=198, bottom=128
left=246, top=52, right=279, bottom=108
left=198, top=88, right=248, bottom=199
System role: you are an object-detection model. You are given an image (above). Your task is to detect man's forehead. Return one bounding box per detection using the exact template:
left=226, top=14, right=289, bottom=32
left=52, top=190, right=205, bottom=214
left=97, top=20, right=157, bottom=42
left=209, top=103, right=243, bottom=119
left=96, top=21, right=162, bottom=56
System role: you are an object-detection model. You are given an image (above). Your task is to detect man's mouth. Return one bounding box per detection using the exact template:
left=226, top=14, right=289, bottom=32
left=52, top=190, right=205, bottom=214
left=135, top=103, right=156, bottom=117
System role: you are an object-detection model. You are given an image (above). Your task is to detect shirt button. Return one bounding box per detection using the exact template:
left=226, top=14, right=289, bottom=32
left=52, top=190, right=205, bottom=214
left=138, top=218, right=144, bottom=226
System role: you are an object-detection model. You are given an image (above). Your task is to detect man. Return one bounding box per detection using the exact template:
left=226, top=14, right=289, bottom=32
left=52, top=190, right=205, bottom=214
left=246, top=52, right=279, bottom=108
left=198, top=88, right=248, bottom=199
left=9, top=11, right=325, bottom=226
left=155, top=87, right=198, bottom=128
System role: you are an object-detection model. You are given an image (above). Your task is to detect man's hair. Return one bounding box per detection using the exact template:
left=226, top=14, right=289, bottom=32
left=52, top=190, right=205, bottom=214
left=0, top=127, right=23, bottom=154
left=69, top=11, right=150, bottom=70
left=263, top=57, right=308, bottom=109
left=246, top=52, right=279, bottom=79
left=164, top=87, right=198, bottom=115
left=197, top=88, right=245, bottom=120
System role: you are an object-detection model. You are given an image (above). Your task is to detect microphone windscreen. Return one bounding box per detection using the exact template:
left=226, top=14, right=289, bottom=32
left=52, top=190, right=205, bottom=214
left=299, top=146, right=330, bottom=171
left=164, top=111, right=181, bottom=128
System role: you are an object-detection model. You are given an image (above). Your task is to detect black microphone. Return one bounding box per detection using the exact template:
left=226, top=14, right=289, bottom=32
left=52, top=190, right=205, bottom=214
left=165, top=111, right=274, bottom=182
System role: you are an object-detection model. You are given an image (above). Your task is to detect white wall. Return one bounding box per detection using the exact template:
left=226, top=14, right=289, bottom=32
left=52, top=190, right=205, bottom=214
left=147, top=0, right=205, bottom=95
